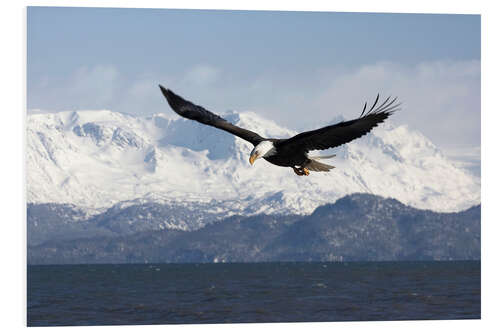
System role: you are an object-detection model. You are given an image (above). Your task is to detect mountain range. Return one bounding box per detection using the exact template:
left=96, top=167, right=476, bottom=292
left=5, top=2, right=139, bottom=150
left=27, top=108, right=480, bottom=215
left=26, top=108, right=481, bottom=263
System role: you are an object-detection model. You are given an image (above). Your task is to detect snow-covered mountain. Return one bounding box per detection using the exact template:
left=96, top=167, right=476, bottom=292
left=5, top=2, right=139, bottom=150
left=26, top=109, right=480, bottom=216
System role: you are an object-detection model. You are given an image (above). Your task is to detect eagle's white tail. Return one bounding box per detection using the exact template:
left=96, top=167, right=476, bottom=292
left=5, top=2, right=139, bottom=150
left=306, top=154, right=336, bottom=172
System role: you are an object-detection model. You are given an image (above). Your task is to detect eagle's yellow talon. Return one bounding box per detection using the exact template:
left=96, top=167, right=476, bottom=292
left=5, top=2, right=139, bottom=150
left=292, top=167, right=309, bottom=176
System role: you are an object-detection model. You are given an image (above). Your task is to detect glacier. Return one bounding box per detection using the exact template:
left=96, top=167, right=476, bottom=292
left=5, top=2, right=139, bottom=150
left=26, top=108, right=480, bottom=216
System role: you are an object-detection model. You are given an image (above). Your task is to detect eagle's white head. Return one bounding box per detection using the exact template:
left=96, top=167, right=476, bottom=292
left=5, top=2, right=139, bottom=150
left=249, top=141, right=276, bottom=165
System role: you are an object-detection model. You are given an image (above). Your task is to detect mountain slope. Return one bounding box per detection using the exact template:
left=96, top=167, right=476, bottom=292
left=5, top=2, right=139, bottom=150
left=27, top=109, right=480, bottom=215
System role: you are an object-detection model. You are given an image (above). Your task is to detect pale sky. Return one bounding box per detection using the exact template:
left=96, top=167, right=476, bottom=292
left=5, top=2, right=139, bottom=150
left=27, top=7, right=480, bottom=164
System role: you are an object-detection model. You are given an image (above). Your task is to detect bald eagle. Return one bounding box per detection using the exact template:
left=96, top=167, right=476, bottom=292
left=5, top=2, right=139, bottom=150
left=159, top=85, right=400, bottom=176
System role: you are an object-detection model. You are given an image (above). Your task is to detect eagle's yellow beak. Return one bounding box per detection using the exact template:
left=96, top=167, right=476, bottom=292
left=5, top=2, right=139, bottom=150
left=249, top=153, right=257, bottom=165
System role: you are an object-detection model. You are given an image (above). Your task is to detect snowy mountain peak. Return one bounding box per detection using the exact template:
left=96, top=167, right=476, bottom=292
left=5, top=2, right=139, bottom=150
left=27, top=109, right=480, bottom=214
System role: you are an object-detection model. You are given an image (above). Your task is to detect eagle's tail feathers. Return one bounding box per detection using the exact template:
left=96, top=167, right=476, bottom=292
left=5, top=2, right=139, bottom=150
left=305, top=159, right=335, bottom=172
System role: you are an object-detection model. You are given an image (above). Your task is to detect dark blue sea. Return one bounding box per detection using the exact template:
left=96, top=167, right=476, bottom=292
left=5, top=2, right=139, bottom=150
left=27, top=261, right=480, bottom=326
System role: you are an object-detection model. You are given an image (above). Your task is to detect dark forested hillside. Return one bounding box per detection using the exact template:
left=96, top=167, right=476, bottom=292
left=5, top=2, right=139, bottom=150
left=28, top=194, right=480, bottom=264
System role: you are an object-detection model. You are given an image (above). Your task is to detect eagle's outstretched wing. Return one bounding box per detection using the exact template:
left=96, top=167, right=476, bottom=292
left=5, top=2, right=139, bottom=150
left=276, top=94, right=401, bottom=153
left=159, top=85, right=264, bottom=146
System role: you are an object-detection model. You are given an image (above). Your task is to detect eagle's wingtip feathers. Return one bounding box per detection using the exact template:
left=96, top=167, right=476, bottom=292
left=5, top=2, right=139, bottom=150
left=359, top=94, right=402, bottom=118
left=158, top=84, right=169, bottom=97
left=159, top=84, right=177, bottom=99
left=159, top=85, right=185, bottom=113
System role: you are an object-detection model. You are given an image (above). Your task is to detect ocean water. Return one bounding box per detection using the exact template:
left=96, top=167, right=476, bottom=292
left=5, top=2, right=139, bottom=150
left=27, top=261, right=480, bottom=326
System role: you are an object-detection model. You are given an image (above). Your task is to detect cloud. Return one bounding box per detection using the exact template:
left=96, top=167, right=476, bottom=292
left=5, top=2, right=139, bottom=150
left=241, top=60, right=480, bottom=151
left=312, top=60, right=480, bottom=148
left=27, top=64, right=120, bottom=112
left=183, top=64, right=220, bottom=86
left=69, top=65, right=120, bottom=107
left=116, top=73, right=177, bottom=115
left=28, top=60, right=480, bottom=155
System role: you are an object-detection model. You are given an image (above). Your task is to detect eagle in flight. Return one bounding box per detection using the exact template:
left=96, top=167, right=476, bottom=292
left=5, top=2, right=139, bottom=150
left=159, top=85, right=400, bottom=176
